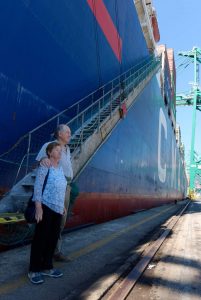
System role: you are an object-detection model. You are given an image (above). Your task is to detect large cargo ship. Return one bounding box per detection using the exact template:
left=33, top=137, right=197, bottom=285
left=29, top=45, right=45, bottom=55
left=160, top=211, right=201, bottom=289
left=0, top=0, right=187, bottom=235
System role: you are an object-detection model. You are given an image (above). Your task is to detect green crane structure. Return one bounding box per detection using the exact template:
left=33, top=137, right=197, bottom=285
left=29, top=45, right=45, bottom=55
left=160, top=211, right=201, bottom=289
left=176, top=47, right=201, bottom=195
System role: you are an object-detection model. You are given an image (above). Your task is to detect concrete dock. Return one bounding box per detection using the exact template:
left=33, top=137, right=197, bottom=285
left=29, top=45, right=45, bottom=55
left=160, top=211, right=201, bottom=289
left=1, top=200, right=200, bottom=300
left=126, top=199, right=201, bottom=300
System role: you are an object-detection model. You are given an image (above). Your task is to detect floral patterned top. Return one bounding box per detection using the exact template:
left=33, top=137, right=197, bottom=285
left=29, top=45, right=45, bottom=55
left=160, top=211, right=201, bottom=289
left=32, top=165, right=67, bottom=214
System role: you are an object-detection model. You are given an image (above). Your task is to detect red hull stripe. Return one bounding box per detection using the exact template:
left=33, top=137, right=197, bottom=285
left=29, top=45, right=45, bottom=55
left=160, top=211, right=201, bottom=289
left=87, top=0, right=122, bottom=62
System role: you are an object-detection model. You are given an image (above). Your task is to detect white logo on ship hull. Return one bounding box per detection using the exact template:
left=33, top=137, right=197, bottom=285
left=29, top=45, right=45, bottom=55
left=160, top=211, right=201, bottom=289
left=158, top=108, right=177, bottom=185
left=158, top=108, right=167, bottom=183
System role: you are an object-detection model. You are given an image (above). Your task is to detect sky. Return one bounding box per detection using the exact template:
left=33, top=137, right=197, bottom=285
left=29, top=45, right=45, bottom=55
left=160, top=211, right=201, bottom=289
left=153, top=0, right=201, bottom=164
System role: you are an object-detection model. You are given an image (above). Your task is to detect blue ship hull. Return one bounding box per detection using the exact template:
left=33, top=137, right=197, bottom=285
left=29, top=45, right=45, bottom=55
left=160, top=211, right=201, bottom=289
left=71, top=75, right=187, bottom=225
left=0, top=0, right=147, bottom=154
left=0, top=1, right=187, bottom=224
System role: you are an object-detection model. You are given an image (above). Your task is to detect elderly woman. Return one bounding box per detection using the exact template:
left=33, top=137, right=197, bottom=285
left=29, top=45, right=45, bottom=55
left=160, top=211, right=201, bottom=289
left=28, top=142, right=67, bottom=284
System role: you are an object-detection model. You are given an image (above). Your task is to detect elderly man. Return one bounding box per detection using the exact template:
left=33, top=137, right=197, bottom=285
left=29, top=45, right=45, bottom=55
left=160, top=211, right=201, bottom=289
left=36, top=124, right=73, bottom=262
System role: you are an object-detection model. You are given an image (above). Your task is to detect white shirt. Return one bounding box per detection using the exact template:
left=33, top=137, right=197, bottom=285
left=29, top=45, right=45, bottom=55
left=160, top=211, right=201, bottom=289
left=36, top=141, right=73, bottom=178
left=32, top=165, right=67, bottom=214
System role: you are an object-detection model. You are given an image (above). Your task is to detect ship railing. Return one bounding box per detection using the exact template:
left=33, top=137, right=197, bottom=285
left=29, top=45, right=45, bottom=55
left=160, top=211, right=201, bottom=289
left=0, top=55, right=161, bottom=193
left=65, top=56, right=161, bottom=153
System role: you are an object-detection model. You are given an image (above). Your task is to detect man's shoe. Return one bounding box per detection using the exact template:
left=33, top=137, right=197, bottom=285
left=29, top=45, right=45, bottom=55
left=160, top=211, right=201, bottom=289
left=54, top=253, right=72, bottom=262
left=28, top=272, right=44, bottom=284
left=41, top=269, right=63, bottom=278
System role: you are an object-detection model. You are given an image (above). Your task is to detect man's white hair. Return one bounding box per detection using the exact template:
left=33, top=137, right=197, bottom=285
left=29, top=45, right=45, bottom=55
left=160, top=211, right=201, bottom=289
left=54, top=124, right=70, bottom=139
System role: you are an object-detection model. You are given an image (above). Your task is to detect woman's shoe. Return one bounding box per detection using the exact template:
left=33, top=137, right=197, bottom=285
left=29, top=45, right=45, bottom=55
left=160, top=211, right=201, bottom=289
left=28, top=272, right=44, bottom=284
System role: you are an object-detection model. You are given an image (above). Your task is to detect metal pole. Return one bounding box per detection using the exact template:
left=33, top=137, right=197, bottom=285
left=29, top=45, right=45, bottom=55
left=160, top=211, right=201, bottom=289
left=91, top=93, right=94, bottom=119
left=102, top=86, right=105, bottom=107
left=80, top=113, right=84, bottom=151
left=57, top=116, right=60, bottom=126
left=110, top=81, right=113, bottom=118
left=190, top=49, right=198, bottom=191
left=26, top=133, right=31, bottom=175
left=98, top=98, right=100, bottom=131
left=77, top=103, right=80, bottom=128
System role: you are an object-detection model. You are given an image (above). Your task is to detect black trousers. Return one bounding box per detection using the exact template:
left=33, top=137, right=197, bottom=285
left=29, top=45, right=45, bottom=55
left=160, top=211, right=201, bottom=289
left=29, top=204, right=62, bottom=272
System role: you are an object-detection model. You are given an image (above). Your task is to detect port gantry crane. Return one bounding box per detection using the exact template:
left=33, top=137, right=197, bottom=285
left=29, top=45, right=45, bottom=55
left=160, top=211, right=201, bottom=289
left=176, top=47, right=201, bottom=196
